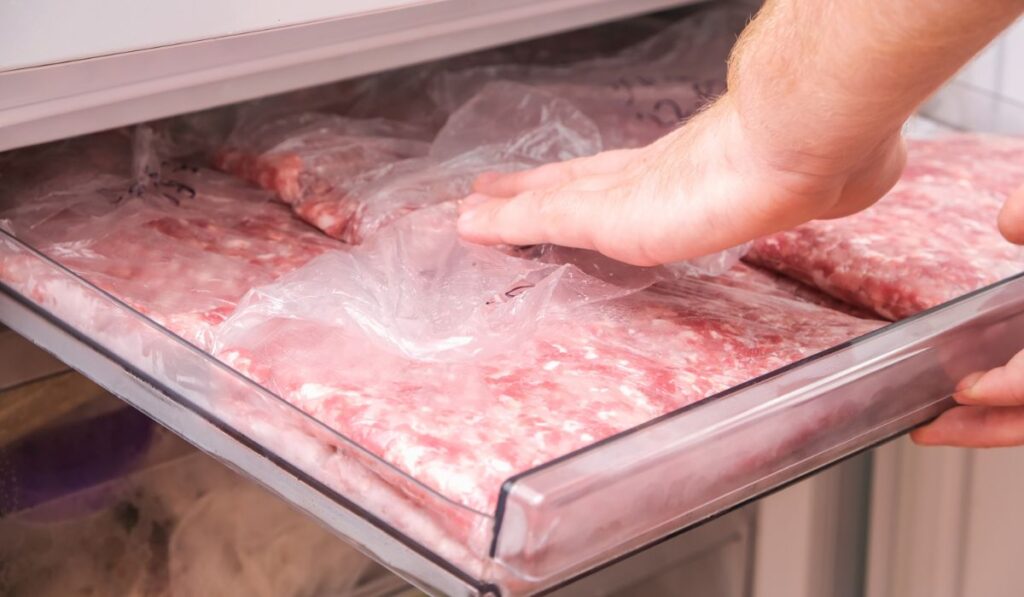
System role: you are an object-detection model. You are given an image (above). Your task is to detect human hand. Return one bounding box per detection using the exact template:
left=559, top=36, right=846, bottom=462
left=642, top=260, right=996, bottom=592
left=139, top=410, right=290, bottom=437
left=912, top=184, right=1024, bottom=447
left=911, top=351, right=1024, bottom=447
left=457, top=98, right=907, bottom=266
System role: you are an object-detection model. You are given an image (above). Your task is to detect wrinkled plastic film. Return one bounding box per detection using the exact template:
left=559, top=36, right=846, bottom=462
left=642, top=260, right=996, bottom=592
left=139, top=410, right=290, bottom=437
left=0, top=232, right=499, bottom=580
left=429, top=8, right=745, bottom=148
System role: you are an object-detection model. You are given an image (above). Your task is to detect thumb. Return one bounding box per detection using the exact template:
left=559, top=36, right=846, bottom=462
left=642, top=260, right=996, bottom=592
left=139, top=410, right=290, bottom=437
left=998, top=183, right=1024, bottom=245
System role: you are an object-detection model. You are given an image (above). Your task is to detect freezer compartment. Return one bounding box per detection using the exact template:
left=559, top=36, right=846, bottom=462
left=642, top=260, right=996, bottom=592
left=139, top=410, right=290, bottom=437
left=4, top=220, right=1024, bottom=595
left=0, top=400, right=407, bottom=597
left=3, top=7, right=1024, bottom=595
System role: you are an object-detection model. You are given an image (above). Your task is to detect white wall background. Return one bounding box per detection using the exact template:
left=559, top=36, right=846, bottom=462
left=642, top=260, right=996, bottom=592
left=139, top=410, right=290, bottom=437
left=922, top=16, right=1024, bottom=134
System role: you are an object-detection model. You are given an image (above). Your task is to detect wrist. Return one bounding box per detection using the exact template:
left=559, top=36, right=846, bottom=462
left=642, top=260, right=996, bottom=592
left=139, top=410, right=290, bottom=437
left=687, top=96, right=905, bottom=223
left=723, top=90, right=898, bottom=182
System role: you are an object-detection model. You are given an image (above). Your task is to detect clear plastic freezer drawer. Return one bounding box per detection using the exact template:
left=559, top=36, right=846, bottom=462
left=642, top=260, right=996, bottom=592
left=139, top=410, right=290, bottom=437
left=3, top=226, right=1023, bottom=595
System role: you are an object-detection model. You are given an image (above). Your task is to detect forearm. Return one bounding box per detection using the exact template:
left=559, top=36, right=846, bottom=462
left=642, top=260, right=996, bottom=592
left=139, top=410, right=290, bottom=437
left=728, top=0, right=1024, bottom=177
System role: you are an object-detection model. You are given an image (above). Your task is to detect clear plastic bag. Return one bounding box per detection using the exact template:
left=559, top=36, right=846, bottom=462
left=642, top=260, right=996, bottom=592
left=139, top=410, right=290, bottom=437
left=214, top=113, right=432, bottom=241
left=430, top=6, right=745, bottom=148
left=746, top=135, right=1024, bottom=320
left=213, top=249, right=882, bottom=515
left=1, top=146, right=337, bottom=349
left=214, top=81, right=603, bottom=244
left=214, top=203, right=666, bottom=363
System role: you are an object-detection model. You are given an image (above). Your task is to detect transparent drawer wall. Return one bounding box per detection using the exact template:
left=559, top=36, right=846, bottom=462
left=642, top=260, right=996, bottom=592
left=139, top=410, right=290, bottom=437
left=4, top=217, right=1023, bottom=595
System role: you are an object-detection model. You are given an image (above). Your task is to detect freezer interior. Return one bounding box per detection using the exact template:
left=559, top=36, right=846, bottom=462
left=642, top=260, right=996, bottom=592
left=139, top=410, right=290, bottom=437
left=0, top=375, right=415, bottom=597
left=0, top=359, right=756, bottom=596
left=2, top=3, right=1024, bottom=595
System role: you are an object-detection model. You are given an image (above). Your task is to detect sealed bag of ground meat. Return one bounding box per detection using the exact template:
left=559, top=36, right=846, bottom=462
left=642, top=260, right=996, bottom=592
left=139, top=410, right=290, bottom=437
left=210, top=198, right=881, bottom=515
left=214, top=114, right=432, bottom=242
left=0, top=149, right=336, bottom=349
left=746, top=135, right=1024, bottom=320
left=215, top=81, right=603, bottom=244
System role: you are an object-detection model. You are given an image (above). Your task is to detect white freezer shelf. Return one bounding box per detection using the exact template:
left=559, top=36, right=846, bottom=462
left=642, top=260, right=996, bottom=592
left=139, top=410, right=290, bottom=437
left=0, top=0, right=704, bottom=153
left=1, top=0, right=426, bottom=71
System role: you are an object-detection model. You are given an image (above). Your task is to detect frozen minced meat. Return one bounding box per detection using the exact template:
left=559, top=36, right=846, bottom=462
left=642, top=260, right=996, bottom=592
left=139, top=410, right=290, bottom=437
left=746, top=135, right=1024, bottom=320
left=0, top=162, right=336, bottom=349
left=214, top=82, right=602, bottom=244
left=210, top=7, right=744, bottom=244
left=211, top=204, right=882, bottom=516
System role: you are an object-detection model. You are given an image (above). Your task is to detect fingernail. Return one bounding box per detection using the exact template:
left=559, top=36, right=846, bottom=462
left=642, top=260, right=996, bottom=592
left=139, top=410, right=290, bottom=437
left=459, top=194, right=489, bottom=214
left=954, top=371, right=986, bottom=403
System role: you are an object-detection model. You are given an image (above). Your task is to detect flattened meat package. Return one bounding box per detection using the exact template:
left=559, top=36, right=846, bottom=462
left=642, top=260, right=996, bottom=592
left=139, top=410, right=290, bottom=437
left=210, top=205, right=882, bottom=568
left=215, top=83, right=602, bottom=244
left=746, top=135, right=1024, bottom=320
left=212, top=6, right=742, bottom=244
left=0, top=142, right=337, bottom=349
left=2, top=130, right=881, bottom=577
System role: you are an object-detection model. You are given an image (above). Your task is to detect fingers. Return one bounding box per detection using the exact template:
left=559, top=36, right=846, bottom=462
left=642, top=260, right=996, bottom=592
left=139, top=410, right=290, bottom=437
left=458, top=186, right=611, bottom=257
left=997, top=183, right=1024, bottom=245
left=911, top=405, right=1024, bottom=448
left=955, top=349, right=1024, bottom=407
left=472, top=149, right=638, bottom=197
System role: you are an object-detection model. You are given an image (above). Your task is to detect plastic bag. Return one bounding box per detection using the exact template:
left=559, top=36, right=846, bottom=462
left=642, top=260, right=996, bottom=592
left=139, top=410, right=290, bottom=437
left=746, top=135, right=1024, bottom=320
left=1, top=143, right=337, bottom=349
left=214, top=113, right=432, bottom=241
left=213, top=256, right=882, bottom=514
left=215, top=202, right=666, bottom=363
left=214, top=81, right=603, bottom=244
left=430, top=6, right=745, bottom=148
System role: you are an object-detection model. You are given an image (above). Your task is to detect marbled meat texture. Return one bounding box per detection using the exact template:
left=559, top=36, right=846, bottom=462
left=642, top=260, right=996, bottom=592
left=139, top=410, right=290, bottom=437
left=213, top=114, right=430, bottom=244
left=0, top=170, right=336, bottom=348
left=216, top=265, right=882, bottom=514
left=746, top=135, right=1024, bottom=320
